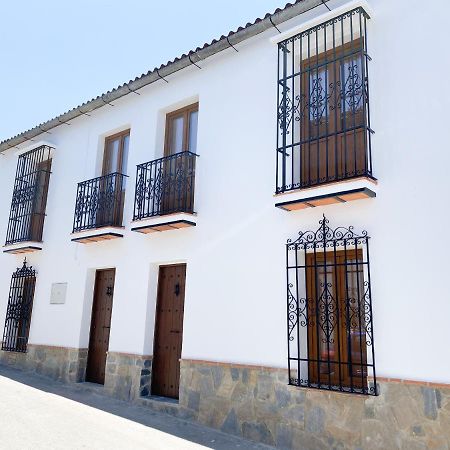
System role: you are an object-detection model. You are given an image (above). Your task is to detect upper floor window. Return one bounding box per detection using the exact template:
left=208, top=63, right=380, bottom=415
left=72, top=131, right=130, bottom=234
left=132, top=103, right=199, bottom=223
left=5, top=145, right=52, bottom=245
left=276, top=7, right=373, bottom=193
left=102, top=129, right=130, bottom=175
left=165, top=103, right=199, bottom=155
left=286, top=216, right=377, bottom=395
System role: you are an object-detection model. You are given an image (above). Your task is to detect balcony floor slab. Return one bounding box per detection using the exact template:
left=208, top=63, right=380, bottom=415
left=71, top=226, right=124, bottom=244
left=131, top=213, right=196, bottom=234
left=275, top=177, right=377, bottom=211
left=2, top=241, right=43, bottom=254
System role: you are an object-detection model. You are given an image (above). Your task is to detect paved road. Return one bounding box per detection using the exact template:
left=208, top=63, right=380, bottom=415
left=0, top=365, right=273, bottom=450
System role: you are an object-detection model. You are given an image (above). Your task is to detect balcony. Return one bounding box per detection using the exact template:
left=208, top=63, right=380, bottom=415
left=3, top=145, right=52, bottom=254
left=71, top=172, right=127, bottom=243
left=131, top=151, right=197, bottom=233
left=274, top=7, right=376, bottom=211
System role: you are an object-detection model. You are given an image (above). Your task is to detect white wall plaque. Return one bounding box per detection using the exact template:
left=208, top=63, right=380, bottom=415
left=50, top=283, right=67, bottom=304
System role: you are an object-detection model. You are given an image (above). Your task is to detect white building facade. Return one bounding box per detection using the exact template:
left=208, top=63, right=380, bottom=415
left=1, top=0, right=449, bottom=448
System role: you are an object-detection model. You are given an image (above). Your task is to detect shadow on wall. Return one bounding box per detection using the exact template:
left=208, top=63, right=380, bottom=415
left=0, top=364, right=272, bottom=450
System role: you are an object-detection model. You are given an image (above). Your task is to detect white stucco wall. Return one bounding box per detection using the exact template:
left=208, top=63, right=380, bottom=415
left=0, top=0, right=449, bottom=384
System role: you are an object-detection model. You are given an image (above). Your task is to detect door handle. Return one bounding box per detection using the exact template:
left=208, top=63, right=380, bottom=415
left=170, top=330, right=180, bottom=334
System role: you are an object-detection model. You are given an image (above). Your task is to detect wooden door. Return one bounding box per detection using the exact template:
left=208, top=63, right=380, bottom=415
left=162, top=104, right=198, bottom=214
left=306, top=250, right=366, bottom=388
left=86, top=269, right=115, bottom=384
left=151, top=264, right=186, bottom=398
left=300, top=40, right=366, bottom=186
left=29, top=158, right=52, bottom=241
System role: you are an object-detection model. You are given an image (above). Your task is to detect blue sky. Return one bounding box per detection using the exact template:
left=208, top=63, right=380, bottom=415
left=0, top=0, right=284, bottom=141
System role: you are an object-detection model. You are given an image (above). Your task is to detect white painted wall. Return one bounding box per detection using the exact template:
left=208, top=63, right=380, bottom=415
left=1, top=0, right=449, bottom=384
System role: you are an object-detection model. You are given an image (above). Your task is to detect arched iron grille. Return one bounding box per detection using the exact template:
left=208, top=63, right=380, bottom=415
left=276, top=7, right=374, bottom=193
left=286, top=216, right=377, bottom=395
left=1, top=260, right=36, bottom=353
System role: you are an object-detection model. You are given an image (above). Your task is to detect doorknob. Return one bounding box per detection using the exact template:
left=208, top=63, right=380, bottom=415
left=174, top=283, right=180, bottom=297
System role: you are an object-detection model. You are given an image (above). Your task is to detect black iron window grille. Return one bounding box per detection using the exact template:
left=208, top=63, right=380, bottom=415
left=72, top=172, right=127, bottom=232
left=286, top=215, right=377, bottom=395
left=2, top=259, right=36, bottom=353
left=276, top=7, right=374, bottom=193
left=133, top=151, right=197, bottom=220
left=5, top=145, right=52, bottom=245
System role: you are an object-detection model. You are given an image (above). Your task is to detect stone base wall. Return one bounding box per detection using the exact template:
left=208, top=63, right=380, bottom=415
left=2, top=348, right=449, bottom=449
left=178, top=360, right=450, bottom=450
left=104, top=352, right=152, bottom=401
left=0, top=344, right=87, bottom=382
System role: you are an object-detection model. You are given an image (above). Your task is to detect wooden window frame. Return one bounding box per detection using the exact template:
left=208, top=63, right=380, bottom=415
left=102, top=129, right=130, bottom=176
left=299, top=38, right=367, bottom=186
left=164, top=103, right=199, bottom=156
left=305, top=248, right=367, bottom=389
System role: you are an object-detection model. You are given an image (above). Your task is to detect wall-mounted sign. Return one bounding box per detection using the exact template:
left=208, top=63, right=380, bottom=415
left=50, top=283, right=67, bottom=304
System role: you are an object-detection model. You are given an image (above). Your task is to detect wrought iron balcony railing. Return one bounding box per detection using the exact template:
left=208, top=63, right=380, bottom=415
left=133, top=151, right=197, bottom=221
left=72, top=172, right=127, bottom=233
left=276, top=7, right=374, bottom=193
left=5, top=145, right=52, bottom=245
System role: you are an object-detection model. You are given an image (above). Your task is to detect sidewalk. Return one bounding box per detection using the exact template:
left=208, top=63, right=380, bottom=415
left=0, top=364, right=274, bottom=450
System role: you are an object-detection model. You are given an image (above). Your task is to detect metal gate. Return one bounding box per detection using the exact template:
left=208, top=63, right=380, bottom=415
left=2, top=260, right=36, bottom=352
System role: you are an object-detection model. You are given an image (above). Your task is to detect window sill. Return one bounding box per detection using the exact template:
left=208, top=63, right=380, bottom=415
left=3, top=241, right=43, bottom=254
left=131, top=212, right=197, bottom=234
left=274, top=176, right=377, bottom=211
left=71, top=226, right=124, bottom=244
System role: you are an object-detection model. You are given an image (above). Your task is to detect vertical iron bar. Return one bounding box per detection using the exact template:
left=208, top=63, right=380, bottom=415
left=341, top=14, right=347, bottom=180
left=354, top=237, right=364, bottom=391
left=350, top=11, right=357, bottom=177
left=281, top=44, right=288, bottom=191
left=315, top=27, right=320, bottom=185
left=333, top=240, right=343, bottom=390
left=343, top=238, right=354, bottom=392
left=314, top=233, right=320, bottom=388
left=365, top=238, right=376, bottom=394
left=307, top=32, right=311, bottom=187
left=294, top=242, right=300, bottom=386
left=286, top=243, right=292, bottom=384
left=292, top=40, right=296, bottom=188
left=324, top=20, right=329, bottom=183
left=276, top=45, right=280, bottom=192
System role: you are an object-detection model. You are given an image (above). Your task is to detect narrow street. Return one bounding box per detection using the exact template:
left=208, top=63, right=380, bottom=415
left=0, top=365, right=273, bottom=450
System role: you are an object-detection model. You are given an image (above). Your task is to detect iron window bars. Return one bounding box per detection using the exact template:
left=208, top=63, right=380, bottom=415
left=72, top=172, right=127, bottom=232
left=286, top=215, right=377, bottom=395
left=276, top=7, right=373, bottom=193
left=133, top=151, right=197, bottom=220
left=5, top=145, right=52, bottom=245
left=2, top=259, right=36, bottom=352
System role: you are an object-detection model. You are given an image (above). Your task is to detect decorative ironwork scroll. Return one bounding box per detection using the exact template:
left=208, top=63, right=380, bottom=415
left=5, top=145, right=52, bottom=245
left=286, top=215, right=377, bottom=395
left=133, top=151, right=197, bottom=220
left=2, top=259, right=36, bottom=352
left=72, top=172, right=127, bottom=232
left=276, top=7, right=373, bottom=193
